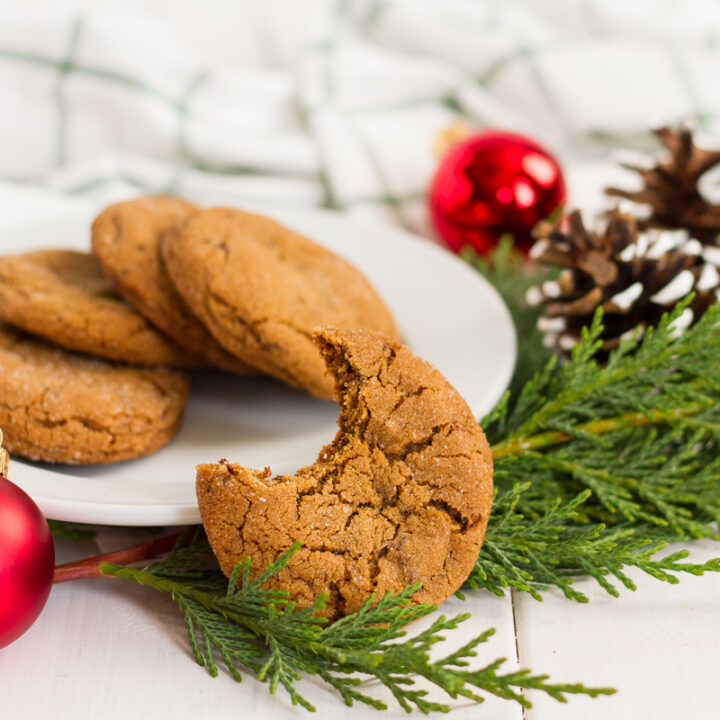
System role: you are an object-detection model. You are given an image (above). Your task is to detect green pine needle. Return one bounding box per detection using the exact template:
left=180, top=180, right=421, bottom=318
left=469, top=298, right=720, bottom=600
left=99, top=536, right=614, bottom=713
left=48, top=520, right=97, bottom=542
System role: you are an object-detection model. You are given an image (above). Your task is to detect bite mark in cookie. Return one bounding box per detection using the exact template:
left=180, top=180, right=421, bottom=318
left=197, top=327, right=492, bottom=620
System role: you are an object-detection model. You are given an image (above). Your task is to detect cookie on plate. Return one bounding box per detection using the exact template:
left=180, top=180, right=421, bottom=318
left=0, top=324, right=189, bottom=464
left=162, top=208, right=399, bottom=399
left=197, top=327, right=492, bottom=620
left=0, top=250, right=199, bottom=367
left=91, top=196, right=254, bottom=374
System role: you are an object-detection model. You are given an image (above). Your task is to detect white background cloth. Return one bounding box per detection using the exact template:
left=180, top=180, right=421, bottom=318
left=3, top=0, right=720, bottom=232
left=1, top=1, right=720, bottom=718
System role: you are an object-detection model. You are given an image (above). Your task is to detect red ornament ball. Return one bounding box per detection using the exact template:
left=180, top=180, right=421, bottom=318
left=429, top=130, right=566, bottom=255
left=0, top=475, right=55, bottom=648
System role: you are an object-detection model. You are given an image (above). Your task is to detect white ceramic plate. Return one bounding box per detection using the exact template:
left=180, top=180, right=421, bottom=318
left=1, top=206, right=515, bottom=526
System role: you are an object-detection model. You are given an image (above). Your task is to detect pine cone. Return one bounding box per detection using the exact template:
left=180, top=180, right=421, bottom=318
left=606, top=125, right=720, bottom=244
left=526, top=210, right=720, bottom=356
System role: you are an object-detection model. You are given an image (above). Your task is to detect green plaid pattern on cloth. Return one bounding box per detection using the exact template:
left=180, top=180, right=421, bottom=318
left=1, top=0, right=719, bottom=236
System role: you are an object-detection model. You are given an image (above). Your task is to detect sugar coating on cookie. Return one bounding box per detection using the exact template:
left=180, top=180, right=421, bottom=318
left=91, top=196, right=254, bottom=374
left=197, top=327, right=492, bottom=620
left=0, top=250, right=197, bottom=367
left=0, top=325, right=189, bottom=464
left=162, top=207, right=399, bottom=399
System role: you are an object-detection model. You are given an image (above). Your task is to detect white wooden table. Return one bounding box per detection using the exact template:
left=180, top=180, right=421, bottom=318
left=2, top=531, right=719, bottom=719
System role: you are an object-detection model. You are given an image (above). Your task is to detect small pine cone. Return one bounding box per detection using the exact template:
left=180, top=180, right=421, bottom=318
left=526, top=210, right=720, bottom=356
left=606, top=125, right=720, bottom=244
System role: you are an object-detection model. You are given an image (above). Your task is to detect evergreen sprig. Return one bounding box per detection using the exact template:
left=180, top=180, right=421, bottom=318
left=467, top=299, right=720, bottom=600
left=48, top=520, right=98, bottom=542
left=469, top=484, right=720, bottom=602
left=99, top=535, right=613, bottom=713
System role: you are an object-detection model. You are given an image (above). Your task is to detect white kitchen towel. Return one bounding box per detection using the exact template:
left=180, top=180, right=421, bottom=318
left=1, top=0, right=720, bottom=235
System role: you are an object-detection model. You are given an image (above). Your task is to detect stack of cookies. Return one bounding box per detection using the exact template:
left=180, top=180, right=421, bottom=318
left=0, top=196, right=398, bottom=465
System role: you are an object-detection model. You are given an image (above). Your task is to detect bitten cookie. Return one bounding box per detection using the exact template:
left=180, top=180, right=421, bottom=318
left=91, top=196, right=254, bottom=374
left=0, top=250, right=198, bottom=367
left=0, top=324, right=189, bottom=464
left=197, top=327, right=493, bottom=620
left=163, top=208, right=400, bottom=399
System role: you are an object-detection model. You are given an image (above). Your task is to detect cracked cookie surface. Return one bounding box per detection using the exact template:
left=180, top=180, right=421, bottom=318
left=0, top=250, right=196, bottom=367
left=197, top=327, right=492, bottom=620
left=91, top=196, right=254, bottom=374
left=0, top=324, right=189, bottom=464
left=162, top=207, right=399, bottom=399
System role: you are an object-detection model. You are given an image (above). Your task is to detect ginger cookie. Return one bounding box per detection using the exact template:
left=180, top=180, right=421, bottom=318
left=197, top=327, right=492, bottom=620
left=91, top=196, right=254, bottom=374
left=0, top=250, right=198, bottom=367
left=0, top=324, right=189, bottom=464
left=162, top=208, right=400, bottom=399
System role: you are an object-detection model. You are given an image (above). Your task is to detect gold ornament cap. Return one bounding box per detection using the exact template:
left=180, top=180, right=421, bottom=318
left=0, top=428, right=9, bottom=477
left=432, top=121, right=473, bottom=158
